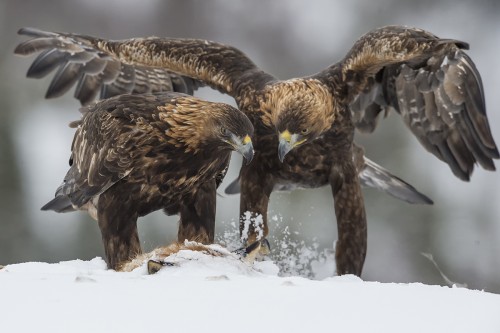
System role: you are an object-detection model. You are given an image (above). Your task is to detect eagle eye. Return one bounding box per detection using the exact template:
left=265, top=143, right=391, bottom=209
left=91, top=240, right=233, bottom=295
left=301, top=128, right=310, bottom=135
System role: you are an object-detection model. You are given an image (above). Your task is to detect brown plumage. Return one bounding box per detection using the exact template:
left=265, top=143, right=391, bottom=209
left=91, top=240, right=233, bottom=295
left=40, top=93, right=254, bottom=269
left=15, top=26, right=498, bottom=276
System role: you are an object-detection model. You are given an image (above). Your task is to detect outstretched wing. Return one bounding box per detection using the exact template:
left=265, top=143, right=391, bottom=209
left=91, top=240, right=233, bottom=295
left=315, top=26, right=498, bottom=181
left=15, top=27, right=275, bottom=106
left=15, top=28, right=202, bottom=105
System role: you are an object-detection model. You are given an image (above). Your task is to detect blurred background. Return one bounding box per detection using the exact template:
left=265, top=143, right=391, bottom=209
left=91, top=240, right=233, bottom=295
left=1, top=0, right=499, bottom=291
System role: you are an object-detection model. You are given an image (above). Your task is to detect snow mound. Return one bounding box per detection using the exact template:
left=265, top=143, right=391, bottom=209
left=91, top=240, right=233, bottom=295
left=1, top=248, right=499, bottom=333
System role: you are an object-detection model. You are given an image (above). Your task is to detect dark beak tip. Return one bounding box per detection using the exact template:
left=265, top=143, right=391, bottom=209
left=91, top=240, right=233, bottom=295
left=247, top=148, right=255, bottom=164
left=278, top=139, right=292, bottom=163
left=278, top=153, right=285, bottom=163
left=238, top=142, right=254, bottom=165
left=245, top=155, right=253, bottom=165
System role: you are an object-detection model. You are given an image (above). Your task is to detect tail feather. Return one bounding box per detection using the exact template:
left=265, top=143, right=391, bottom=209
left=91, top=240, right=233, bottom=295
left=224, top=149, right=433, bottom=205
left=224, top=176, right=241, bottom=195
left=41, top=195, right=75, bottom=213
left=224, top=163, right=433, bottom=205
left=360, top=158, right=433, bottom=205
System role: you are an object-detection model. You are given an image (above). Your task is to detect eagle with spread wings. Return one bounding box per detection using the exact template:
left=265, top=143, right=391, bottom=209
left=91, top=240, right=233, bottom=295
left=15, top=26, right=498, bottom=276
left=41, top=93, right=254, bottom=269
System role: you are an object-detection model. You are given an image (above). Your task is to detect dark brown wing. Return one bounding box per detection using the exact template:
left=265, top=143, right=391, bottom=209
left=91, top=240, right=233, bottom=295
left=55, top=110, right=134, bottom=207
left=316, top=26, right=498, bottom=181
left=52, top=94, right=177, bottom=207
left=15, top=28, right=202, bottom=105
left=15, top=27, right=275, bottom=105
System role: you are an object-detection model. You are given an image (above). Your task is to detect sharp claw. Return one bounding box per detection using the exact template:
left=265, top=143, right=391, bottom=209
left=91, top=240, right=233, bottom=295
left=234, top=239, right=271, bottom=263
left=244, top=240, right=261, bottom=256
left=260, top=238, right=271, bottom=255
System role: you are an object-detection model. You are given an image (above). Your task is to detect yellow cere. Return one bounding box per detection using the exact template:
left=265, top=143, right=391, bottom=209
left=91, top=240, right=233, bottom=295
left=243, top=135, right=252, bottom=145
left=280, top=129, right=292, bottom=142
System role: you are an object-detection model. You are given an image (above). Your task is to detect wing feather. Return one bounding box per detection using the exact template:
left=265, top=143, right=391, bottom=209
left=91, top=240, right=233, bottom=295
left=74, top=74, right=101, bottom=105
left=56, top=96, right=159, bottom=206
left=317, top=26, right=498, bottom=180
left=15, top=28, right=201, bottom=105
left=26, top=49, right=65, bottom=78
left=46, top=62, right=83, bottom=98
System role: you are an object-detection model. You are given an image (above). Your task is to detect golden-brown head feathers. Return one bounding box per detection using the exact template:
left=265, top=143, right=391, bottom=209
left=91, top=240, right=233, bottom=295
left=261, top=78, right=336, bottom=135
left=158, top=95, right=254, bottom=154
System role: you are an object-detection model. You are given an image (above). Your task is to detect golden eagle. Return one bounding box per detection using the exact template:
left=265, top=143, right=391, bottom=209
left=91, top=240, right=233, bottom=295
left=40, top=93, right=254, bottom=269
left=15, top=26, right=498, bottom=276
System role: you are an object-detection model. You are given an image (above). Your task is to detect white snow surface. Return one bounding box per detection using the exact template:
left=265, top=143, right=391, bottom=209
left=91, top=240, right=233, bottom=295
left=1, top=249, right=499, bottom=333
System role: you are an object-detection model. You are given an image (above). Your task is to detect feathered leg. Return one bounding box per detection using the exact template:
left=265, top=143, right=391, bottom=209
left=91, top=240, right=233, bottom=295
left=330, top=159, right=367, bottom=276
left=238, top=161, right=275, bottom=245
left=177, top=180, right=217, bottom=244
left=96, top=191, right=141, bottom=270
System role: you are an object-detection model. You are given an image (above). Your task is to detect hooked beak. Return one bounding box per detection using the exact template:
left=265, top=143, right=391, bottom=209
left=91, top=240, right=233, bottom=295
left=278, top=130, right=305, bottom=162
left=232, top=134, right=254, bottom=164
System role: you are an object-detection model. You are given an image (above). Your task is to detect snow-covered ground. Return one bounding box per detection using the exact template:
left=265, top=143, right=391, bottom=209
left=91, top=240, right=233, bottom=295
left=1, top=244, right=499, bottom=333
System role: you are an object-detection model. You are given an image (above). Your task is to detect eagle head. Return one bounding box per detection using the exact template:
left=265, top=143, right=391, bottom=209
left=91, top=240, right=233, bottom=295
left=270, top=79, right=335, bottom=162
left=214, top=103, right=255, bottom=164
left=161, top=96, right=254, bottom=163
